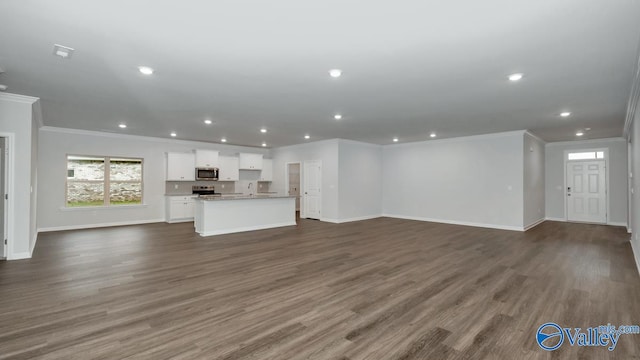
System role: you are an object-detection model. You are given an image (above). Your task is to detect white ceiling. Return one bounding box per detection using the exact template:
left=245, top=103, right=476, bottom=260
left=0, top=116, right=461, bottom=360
left=1, top=0, right=639, bottom=147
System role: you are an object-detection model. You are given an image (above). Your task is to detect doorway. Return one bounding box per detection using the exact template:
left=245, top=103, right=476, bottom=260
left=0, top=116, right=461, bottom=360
left=286, top=163, right=301, bottom=211
left=565, top=149, right=608, bottom=224
left=302, top=160, right=322, bottom=220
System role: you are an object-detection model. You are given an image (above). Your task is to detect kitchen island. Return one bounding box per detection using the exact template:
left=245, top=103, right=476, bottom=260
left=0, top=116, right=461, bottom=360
left=194, top=194, right=297, bottom=236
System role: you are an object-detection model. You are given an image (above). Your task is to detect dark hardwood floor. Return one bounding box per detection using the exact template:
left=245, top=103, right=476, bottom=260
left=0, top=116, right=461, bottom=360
left=1, top=218, right=639, bottom=359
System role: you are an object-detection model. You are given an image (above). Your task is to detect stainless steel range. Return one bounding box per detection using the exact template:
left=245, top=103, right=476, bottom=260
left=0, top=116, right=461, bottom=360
left=192, top=185, right=219, bottom=196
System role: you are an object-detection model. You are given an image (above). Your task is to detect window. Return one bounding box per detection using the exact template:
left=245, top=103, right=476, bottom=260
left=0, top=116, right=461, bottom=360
left=66, top=155, right=143, bottom=207
left=567, top=151, right=604, bottom=160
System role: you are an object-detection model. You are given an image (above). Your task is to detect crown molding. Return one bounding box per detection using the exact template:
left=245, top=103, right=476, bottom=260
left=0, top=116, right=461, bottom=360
left=338, top=138, right=383, bottom=149
left=545, top=137, right=626, bottom=147
left=0, top=92, right=39, bottom=104
left=40, top=126, right=270, bottom=154
left=524, top=130, right=546, bottom=144
left=385, top=130, right=527, bottom=149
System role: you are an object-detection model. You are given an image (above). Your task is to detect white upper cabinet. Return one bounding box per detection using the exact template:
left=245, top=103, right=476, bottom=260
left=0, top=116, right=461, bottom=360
left=260, top=159, right=273, bottom=181
left=195, top=150, right=219, bottom=168
left=218, top=156, right=240, bottom=181
left=167, top=152, right=195, bottom=181
left=239, top=153, right=263, bottom=170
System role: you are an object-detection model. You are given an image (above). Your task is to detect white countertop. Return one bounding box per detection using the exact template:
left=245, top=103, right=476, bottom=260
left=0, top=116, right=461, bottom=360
left=196, top=194, right=295, bottom=201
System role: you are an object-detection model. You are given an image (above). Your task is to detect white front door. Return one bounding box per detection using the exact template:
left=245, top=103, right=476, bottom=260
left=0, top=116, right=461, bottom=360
left=567, top=160, right=606, bottom=223
left=303, top=160, right=321, bottom=220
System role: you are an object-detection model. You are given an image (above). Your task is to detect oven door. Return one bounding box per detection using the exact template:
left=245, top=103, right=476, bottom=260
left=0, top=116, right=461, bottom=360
left=195, top=168, right=219, bottom=180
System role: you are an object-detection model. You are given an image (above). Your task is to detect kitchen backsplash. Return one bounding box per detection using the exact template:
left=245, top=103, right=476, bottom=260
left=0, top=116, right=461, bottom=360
left=165, top=180, right=271, bottom=195
left=165, top=181, right=237, bottom=195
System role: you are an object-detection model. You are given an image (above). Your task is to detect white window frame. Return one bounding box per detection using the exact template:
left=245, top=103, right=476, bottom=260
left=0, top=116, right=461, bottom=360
left=65, top=154, right=144, bottom=208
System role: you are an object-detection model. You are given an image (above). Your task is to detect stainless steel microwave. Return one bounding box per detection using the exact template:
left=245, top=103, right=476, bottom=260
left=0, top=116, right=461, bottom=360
left=195, top=167, right=219, bottom=181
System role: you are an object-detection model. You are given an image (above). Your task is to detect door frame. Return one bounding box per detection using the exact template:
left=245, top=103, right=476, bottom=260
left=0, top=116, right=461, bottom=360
left=301, top=160, right=322, bottom=220
left=0, top=133, right=15, bottom=260
left=284, top=161, right=301, bottom=212
left=563, top=148, right=610, bottom=224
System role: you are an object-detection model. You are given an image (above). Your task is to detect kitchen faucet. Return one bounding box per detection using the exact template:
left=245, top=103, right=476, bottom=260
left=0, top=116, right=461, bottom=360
left=248, top=182, right=253, bottom=195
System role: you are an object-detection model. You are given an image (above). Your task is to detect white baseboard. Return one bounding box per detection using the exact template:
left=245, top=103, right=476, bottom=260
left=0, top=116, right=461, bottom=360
left=38, top=218, right=165, bottom=232
left=321, top=214, right=382, bottom=224
left=8, top=251, right=31, bottom=260
left=197, top=221, right=297, bottom=236
left=166, top=218, right=194, bottom=224
left=631, top=237, right=640, bottom=277
left=320, top=218, right=339, bottom=224
left=524, top=218, right=546, bottom=231
left=607, top=221, right=628, bottom=228
left=545, top=217, right=566, bottom=222
left=382, top=213, right=524, bottom=232
left=30, top=232, right=38, bottom=256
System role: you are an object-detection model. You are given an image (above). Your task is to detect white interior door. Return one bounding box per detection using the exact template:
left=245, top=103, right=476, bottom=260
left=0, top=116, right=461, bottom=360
left=303, top=160, right=321, bottom=220
left=567, top=160, right=606, bottom=223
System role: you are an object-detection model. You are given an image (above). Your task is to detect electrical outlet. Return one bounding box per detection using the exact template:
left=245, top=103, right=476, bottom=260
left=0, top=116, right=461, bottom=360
left=174, top=184, right=178, bottom=190
left=221, top=184, right=225, bottom=189
left=259, top=184, right=263, bottom=189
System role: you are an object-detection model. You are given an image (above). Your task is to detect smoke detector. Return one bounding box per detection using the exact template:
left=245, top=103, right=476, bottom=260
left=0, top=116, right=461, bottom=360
left=53, top=44, right=74, bottom=59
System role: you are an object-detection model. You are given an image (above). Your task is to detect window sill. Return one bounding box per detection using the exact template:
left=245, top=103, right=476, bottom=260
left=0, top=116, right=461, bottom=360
left=59, top=204, right=149, bottom=211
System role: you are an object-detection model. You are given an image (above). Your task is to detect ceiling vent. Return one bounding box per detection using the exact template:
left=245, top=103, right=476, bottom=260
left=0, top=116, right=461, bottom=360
left=53, top=44, right=74, bottom=59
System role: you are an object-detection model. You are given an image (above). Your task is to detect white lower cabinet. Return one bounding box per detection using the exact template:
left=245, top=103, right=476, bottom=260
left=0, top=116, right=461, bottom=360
left=166, top=196, right=197, bottom=223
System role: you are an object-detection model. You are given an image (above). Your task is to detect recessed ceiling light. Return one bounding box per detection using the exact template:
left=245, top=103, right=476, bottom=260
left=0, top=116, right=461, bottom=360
left=585, top=127, right=591, bottom=131
left=430, top=133, right=437, bottom=138
left=560, top=112, right=571, bottom=117
left=576, top=131, right=584, bottom=136
left=508, top=73, right=523, bottom=81
left=262, top=142, right=267, bottom=147
left=329, top=69, right=342, bottom=78
left=334, top=114, right=342, bottom=120
left=204, top=119, right=213, bottom=125
left=170, top=132, right=177, bottom=137
left=260, top=128, right=267, bottom=133
left=221, top=138, right=227, bottom=143
left=304, top=135, right=310, bottom=139
left=393, top=137, right=399, bottom=142
left=138, top=66, right=154, bottom=75
left=118, top=123, right=127, bottom=129
left=53, top=44, right=74, bottom=59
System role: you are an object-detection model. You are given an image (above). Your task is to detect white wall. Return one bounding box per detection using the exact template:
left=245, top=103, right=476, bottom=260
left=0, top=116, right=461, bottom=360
left=271, top=140, right=339, bottom=221
left=523, top=133, right=546, bottom=229
left=30, top=101, right=41, bottom=254
left=0, top=93, right=38, bottom=259
left=382, top=131, right=525, bottom=230
left=545, top=138, right=628, bottom=225
left=338, top=139, right=383, bottom=221
left=37, top=127, right=269, bottom=231
left=629, top=89, right=640, bottom=272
